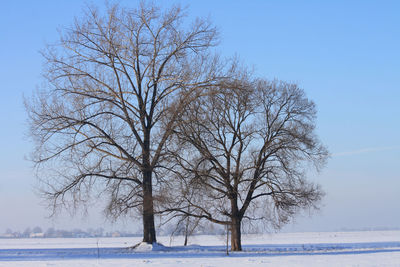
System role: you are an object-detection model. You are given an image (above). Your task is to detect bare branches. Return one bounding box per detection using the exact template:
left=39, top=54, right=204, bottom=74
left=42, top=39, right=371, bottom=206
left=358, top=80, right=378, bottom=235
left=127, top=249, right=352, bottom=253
left=162, top=71, right=328, bottom=250
left=25, top=2, right=327, bottom=248
left=26, top=2, right=221, bottom=243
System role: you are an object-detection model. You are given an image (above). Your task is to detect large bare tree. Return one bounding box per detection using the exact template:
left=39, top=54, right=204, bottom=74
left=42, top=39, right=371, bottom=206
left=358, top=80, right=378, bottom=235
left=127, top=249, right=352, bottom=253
left=25, top=3, right=220, bottom=244
left=162, top=75, right=328, bottom=251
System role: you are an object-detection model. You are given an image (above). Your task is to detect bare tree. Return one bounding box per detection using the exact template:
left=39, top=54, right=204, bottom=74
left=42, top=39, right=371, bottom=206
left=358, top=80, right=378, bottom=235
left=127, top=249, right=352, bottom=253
left=25, top=2, right=220, bottom=244
left=164, top=186, right=203, bottom=246
left=162, top=74, right=328, bottom=251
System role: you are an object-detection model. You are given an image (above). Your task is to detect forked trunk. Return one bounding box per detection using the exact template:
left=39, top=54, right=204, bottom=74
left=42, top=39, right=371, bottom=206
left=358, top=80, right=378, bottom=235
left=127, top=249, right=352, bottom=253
left=142, top=169, right=156, bottom=244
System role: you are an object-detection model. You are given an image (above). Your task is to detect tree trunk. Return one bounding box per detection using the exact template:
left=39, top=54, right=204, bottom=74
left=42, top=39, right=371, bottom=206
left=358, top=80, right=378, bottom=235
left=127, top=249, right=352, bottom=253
left=184, top=216, right=189, bottom=246
left=141, top=127, right=156, bottom=244
left=230, top=196, right=242, bottom=251
left=230, top=216, right=242, bottom=251
left=142, top=168, right=156, bottom=243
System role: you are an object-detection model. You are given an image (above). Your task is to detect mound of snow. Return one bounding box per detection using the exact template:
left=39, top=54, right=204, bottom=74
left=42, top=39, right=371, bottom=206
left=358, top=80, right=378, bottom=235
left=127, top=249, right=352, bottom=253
left=133, top=242, right=167, bottom=252
left=133, top=242, right=152, bottom=252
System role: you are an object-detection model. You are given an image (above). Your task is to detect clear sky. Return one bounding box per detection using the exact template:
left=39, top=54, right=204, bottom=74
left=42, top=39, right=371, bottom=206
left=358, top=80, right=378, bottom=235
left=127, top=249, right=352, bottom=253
left=0, top=0, right=399, bottom=233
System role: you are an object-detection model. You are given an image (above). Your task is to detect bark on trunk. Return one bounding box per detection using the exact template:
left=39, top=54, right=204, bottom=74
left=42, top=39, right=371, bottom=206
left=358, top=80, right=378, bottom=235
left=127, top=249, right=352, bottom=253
left=141, top=129, right=156, bottom=244
left=230, top=216, right=242, bottom=251
left=142, top=169, right=156, bottom=243
left=230, top=196, right=242, bottom=251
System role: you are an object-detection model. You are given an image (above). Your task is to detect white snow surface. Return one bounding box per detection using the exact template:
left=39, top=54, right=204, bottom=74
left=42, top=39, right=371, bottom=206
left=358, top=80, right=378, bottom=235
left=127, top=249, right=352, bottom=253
left=133, top=242, right=166, bottom=252
left=0, top=231, right=399, bottom=266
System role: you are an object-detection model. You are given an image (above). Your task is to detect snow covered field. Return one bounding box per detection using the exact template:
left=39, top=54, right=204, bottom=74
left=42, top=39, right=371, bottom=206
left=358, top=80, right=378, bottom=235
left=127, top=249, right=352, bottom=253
left=1, top=231, right=400, bottom=266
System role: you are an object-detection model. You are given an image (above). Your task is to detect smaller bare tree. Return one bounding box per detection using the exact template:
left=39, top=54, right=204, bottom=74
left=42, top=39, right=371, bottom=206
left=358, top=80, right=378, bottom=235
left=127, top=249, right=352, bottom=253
left=162, top=74, right=328, bottom=251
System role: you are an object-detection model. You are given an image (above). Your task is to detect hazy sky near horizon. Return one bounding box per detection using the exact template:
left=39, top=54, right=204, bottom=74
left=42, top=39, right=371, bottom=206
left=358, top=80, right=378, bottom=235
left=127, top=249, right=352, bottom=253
left=0, top=0, right=399, bottom=233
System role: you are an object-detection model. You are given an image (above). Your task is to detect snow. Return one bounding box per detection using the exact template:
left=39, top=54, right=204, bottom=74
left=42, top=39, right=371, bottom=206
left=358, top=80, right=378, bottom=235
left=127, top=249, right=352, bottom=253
left=133, top=242, right=154, bottom=252
left=133, top=242, right=167, bottom=252
left=0, top=231, right=399, bottom=266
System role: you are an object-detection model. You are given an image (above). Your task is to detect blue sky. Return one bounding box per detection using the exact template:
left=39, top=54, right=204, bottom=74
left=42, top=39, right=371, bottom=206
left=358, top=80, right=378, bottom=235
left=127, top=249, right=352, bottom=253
left=0, top=0, right=399, bottom=232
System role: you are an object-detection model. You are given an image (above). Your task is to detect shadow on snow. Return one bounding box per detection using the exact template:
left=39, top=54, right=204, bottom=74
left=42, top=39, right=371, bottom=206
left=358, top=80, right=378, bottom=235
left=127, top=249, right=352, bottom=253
left=1, top=242, right=400, bottom=261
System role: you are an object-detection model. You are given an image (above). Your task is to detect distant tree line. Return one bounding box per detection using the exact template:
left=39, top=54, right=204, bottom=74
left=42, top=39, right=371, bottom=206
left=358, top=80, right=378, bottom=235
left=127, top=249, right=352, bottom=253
left=0, top=227, right=136, bottom=238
